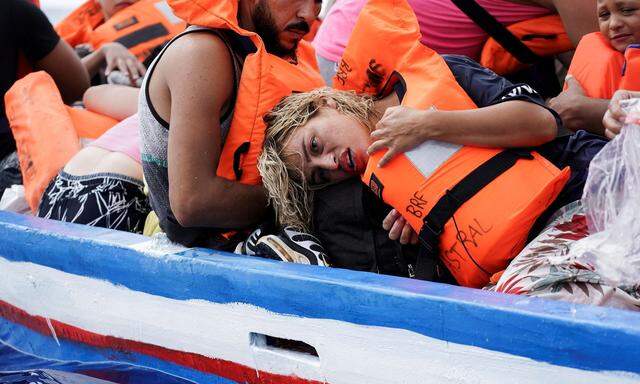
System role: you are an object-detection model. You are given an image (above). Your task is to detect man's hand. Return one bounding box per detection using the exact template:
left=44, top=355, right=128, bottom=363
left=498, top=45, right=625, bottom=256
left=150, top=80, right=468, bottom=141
left=603, top=90, right=640, bottom=139
left=368, top=106, right=435, bottom=167
left=382, top=209, right=418, bottom=245
left=547, top=76, right=589, bottom=132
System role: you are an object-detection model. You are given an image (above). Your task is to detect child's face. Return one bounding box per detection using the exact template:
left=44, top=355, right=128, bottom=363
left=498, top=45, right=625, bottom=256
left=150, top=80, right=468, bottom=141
left=598, top=0, right=640, bottom=52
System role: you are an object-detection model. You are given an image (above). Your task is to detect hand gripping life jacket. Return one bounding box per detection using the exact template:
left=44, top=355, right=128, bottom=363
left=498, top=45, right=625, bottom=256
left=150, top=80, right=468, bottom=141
left=4, top=72, right=118, bottom=212
left=168, top=0, right=324, bottom=184
left=56, top=0, right=186, bottom=62
left=333, top=0, right=571, bottom=288
left=566, top=32, right=640, bottom=99
left=450, top=0, right=573, bottom=76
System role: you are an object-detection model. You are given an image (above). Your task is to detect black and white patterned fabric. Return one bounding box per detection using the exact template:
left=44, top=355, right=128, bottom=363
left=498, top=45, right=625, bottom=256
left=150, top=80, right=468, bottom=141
left=37, top=172, right=150, bottom=234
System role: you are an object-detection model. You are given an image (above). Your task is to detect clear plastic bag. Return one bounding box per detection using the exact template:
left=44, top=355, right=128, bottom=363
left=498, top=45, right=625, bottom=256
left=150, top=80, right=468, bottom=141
left=570, top=99, right=640, bottom=287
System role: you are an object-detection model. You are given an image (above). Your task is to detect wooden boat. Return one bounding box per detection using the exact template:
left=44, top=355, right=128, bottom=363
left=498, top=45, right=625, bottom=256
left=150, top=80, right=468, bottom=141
left=0, top=210, right=639, bottom=383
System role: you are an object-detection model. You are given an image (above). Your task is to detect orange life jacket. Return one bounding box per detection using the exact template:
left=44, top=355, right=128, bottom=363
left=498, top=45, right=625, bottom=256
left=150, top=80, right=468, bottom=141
left=168, top=0, right=324, bottom=184
left=56, top=0, right=186, bottom=62
left=333, top=0, right=571, bottom=288
left=566, top=32, right=640, bottom=99
left=480, top=15, right=573, bottom=75
left=4, top=72, right=118, bottom=212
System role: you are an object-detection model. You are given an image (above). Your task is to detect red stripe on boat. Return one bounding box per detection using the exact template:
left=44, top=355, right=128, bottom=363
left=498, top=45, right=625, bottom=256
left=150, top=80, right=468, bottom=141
left=0, top=299, right=322, bottom=384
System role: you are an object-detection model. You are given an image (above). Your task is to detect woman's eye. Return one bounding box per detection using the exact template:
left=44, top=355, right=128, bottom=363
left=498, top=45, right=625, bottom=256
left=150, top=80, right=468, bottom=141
left=310, top=136, right=320, bottom=153
left=622, top=7, right=637, bottom=14
left=599, top=10, right=610, bottom=18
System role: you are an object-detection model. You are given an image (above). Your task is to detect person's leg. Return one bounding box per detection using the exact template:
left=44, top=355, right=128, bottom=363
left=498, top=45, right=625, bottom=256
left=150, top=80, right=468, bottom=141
left=38, top=172, right=150, bottom=233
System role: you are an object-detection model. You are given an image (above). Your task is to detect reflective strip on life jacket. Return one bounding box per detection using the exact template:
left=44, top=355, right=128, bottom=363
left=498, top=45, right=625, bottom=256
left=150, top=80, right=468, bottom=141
left=168, top=0, right=324, bottom=185
left=334, top=0, right=570, bottom=288
left=4, top=72, right=118, bottom=212
left=480, top=15, right=573, bottom=75
left=567, top=32, right=640, bottom=99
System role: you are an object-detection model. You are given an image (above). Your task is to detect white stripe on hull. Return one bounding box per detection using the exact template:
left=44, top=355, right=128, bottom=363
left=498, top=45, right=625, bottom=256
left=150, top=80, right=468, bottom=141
left=0, top=256, right=637, bottom=384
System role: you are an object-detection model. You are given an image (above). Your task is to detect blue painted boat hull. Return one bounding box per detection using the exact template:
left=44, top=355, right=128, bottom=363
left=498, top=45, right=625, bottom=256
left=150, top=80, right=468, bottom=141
left=0, top=211, right=638, bottom=383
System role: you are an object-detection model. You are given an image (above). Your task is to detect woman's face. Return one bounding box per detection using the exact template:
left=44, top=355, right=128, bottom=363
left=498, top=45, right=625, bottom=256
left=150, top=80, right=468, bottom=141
left=598, top=0, right=640, bottom=52
left=284, top=107, right=371, bottom=186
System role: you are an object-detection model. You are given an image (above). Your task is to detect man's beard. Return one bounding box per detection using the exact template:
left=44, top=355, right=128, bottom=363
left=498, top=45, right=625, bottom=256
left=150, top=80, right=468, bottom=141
left=252, top=0, right=309, bottom=57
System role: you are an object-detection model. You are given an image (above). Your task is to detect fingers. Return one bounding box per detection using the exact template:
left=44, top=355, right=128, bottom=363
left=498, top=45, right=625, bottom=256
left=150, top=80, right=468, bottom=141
left=399, top=222, right=415, bottom=245
left=116, top=57, right=128, bottom=76
left=564, top=75, right=586, bottom=95
left=604, top=128, right=617, bottom=140
left=136, top=61, right=147, bottom=77
left=388, top=215, right=405, bottom=241
left=382, top=209, right=400, bottom=231
left=410, top=231, right=419, bottom=245
left=125, top=58, right=140, bottom=80
left=377, top=147, right=397, bottom=167
left=603, top=110, right=623, bottom=138
left=367, top=138, right=388, bottom=155
left=608, top=92, right=628, bottom=122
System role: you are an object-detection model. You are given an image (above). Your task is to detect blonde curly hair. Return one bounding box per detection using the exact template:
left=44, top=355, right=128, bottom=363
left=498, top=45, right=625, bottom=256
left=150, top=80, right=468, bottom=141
left=258, top=87, right=377, bottom=231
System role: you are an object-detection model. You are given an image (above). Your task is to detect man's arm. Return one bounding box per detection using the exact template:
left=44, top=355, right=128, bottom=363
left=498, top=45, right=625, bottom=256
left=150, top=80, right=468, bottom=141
left=34, top=39, right=90, bottom=103
left=15, top=0, right=89, bottom=102
left=162, top=33, right=267, bottom=228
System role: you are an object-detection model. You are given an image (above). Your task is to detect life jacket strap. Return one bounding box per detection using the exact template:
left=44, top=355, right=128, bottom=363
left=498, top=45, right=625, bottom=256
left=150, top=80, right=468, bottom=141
left=415, top=148, right=534, bottom=280
left=450, top=0, right=540, bottom=65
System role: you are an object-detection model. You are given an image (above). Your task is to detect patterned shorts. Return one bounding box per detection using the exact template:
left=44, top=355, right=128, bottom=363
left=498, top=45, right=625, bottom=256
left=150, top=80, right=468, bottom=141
left=38, top=172, right=151, bottom=234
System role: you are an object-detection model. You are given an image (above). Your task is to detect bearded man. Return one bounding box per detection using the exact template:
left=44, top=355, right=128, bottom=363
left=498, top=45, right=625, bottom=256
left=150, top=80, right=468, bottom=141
left=138, top=0, right=321, bottom=249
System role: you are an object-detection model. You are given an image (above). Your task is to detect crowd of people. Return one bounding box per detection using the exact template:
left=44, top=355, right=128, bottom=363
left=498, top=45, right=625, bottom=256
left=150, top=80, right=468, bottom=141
left=2, top=0, right=639, bottom=308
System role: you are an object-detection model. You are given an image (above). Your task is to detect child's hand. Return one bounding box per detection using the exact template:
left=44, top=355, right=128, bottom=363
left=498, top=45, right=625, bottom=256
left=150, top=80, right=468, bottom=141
left=382, top=209, right=419, bottom=245
left=603, top=90, right=640, bottom=139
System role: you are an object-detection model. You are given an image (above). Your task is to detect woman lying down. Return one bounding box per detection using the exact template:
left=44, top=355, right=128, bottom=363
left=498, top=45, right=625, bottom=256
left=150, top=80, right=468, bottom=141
left=256, top=74, right=638, bottom=309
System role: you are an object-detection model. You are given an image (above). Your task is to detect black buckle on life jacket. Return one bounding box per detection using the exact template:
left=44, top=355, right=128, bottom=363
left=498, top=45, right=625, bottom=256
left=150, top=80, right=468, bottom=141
left=232, top=142, right=250, bottom=180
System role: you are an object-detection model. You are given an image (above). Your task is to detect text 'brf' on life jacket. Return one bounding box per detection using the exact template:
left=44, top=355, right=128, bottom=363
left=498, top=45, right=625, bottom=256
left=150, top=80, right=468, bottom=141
left=449, top=0, right=573, bottom=76
left=167, top=0, right=324, bottom=185
left=566, top=32, right=640, bottom=99
left=56, top=0, right=186, bottom=62
left=333, top=0, right=571, bottom=288
left=4, top=72, right=118, bottom=212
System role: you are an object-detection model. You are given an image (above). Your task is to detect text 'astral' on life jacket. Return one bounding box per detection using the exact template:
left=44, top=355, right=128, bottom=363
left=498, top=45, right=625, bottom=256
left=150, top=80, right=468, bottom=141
left=333, top=0, right=571, bottom=288
left=566, top=32, right=640, bottom=99
left=4, top=72, right=118, bottom=212
left=56, top=0, right=186, bottom=62
left=167, top=0, right=324, bottom=185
